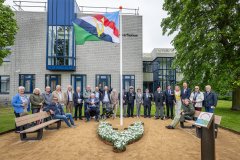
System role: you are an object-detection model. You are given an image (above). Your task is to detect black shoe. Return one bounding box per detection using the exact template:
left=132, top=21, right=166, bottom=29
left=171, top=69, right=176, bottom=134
left=165, top=125, right=174, bottom=129
left=180, top=122, right=185, bottom=128
left=161, top=117, right=164, bottom=120
left=79, top=118, right=83, bottom=120
left=155, top=117, right=159, bottom=120
left=75, top=119, right=77, bottom=121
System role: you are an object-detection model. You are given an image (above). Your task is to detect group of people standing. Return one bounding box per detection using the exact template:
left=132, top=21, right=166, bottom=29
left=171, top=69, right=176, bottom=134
left=11, top=81, right=218, bottom=131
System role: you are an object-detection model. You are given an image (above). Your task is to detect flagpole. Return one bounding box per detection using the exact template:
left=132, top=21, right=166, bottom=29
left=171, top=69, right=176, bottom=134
left=119, top=6, right=123, bottom=126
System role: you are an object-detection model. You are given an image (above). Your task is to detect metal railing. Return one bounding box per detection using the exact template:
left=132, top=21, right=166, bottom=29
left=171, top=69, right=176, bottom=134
left=11, top=0, right=139, bottom=15
left=13, top=0, right=47, bottom=11
left=77, top=6, right=139, bottom=15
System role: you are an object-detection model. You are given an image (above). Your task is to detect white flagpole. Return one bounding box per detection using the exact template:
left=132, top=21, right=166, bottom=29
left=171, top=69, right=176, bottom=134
left=119, top=7, right=123, bottom=126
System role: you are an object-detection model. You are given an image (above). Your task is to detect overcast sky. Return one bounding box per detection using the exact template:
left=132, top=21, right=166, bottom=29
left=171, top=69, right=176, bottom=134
left=4, top=0, right=174, bottom=53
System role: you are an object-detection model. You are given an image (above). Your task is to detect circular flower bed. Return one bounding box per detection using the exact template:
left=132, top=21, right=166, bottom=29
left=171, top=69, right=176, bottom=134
left=97, top=121, right=144, bottom=152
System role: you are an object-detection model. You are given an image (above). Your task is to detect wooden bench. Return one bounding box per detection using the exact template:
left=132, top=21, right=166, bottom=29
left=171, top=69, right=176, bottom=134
left=15, top=111, right=61, bottom=141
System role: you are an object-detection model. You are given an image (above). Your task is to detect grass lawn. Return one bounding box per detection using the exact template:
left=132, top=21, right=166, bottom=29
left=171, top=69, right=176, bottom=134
left=0, top=100, right=239, bottom=133
left=214, top=100, right=240, bottom=132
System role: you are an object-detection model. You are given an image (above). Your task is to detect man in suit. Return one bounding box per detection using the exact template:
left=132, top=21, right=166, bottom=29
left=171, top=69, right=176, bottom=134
left=143, top=88, right=152, bottom=118
left=165, top=85, right=175, bottom=119
left=85, top=93, right=100, bottom=122
left=64, top=85, right=74, bottom=115
left=203, top=85, right=217, bottom=113
left=73, top=87, right=84, bottom=120
left=154, top=86, right=166, bottom=120
left=126, top=86, right=136, bottom=117
left=83, top=85, right=92, bottom=116
left=181, top=82, right=191, bottom=101
left=101, top=86, right=111, bottom=119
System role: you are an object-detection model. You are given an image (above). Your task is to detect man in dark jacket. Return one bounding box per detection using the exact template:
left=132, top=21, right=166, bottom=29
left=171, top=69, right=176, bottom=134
left=203, top=85, right=217, bottom=113
left=181, top=82, right=191, bottom=101
left=85, top=93, right=100, bottom=122
left=166, top=99, right=195, bottom=129
left=165, top=85, right=175, bottom=119
left=46, top=97, right=75, bottom=128
left=143, top=88, right=152, bottom=118
left=73, top=87, right=84, bottom=120
left=154, top=86, right=166, bottom=120
left=126, top=86, right=136, bottom=117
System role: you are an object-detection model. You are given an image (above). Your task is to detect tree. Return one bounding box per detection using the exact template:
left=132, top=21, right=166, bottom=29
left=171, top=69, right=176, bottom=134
left=161, top=0, right=240, bottom=110
left=0, top=0, right=18, bottom=64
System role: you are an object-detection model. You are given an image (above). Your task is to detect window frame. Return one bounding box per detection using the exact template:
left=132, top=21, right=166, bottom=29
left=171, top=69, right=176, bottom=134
left=95, top=74, right=111, bottom=89
left=19, top=74, right=35, bottom=94
left=71, top=74, right=87, bottom=93
left=122, top=75, right=135, bottom=91
left=45, top=74, right=61, bottom=91
left=0, top=75, right=10, bottom=94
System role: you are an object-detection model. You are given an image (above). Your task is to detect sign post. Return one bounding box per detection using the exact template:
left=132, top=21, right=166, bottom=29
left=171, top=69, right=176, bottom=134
left=195, top=112, right=215, bottom=160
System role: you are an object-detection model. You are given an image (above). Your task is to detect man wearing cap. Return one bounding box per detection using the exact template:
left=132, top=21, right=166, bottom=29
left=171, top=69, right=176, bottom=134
left=126, top=86, right=136, bottom=117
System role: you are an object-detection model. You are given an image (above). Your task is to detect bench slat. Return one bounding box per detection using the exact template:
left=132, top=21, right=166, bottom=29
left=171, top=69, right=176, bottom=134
left=15, top=112, right=50, bottom=127
left=20, top=119, right=60, bottom=133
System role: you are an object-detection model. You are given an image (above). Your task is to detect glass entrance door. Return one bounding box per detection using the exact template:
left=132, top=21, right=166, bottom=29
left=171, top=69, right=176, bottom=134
left=71, top=75, right=86, bottom=92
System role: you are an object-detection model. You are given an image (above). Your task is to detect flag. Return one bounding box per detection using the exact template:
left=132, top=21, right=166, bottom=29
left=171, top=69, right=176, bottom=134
left=73, top=11, right=120, bottom=45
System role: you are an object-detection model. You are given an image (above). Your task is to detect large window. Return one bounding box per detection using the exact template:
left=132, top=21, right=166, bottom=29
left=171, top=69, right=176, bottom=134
left=143, top=61, right=153, bottom=73
left=71, top=74, right=86, bottom=92
left=45, top=74, right=61, bottom=91
left=143, top=81, right=153, bottom=93
left=0, top=76, right=10, bottom=94
left=123, top=75, right=135, bottom=91
left=96, top=75, right=111, bottom=89
left=19, top=74, right=35, bottom=93
left=153, top=57, right=176, bottom=90
left=47, top=0, right=76, bottom=71
left=47, top=26, right=75, bottom=71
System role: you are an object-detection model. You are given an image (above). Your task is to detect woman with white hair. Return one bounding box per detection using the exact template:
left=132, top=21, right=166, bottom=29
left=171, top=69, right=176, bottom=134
left=30, top=88, right=44, bottom=114
left=11, top=86, right=30, bottom=132
left=110, top=89, right=119, bottom=118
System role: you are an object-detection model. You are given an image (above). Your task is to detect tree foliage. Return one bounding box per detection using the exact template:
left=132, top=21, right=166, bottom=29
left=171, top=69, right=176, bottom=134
left=161, top=0, right=240, bottom=94
left=0, top=0, right=18, bottom=64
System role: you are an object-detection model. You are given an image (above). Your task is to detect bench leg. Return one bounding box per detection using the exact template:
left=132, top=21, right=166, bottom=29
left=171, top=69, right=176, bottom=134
left=20, top=133, right=27, bottom=141
left=57, top=121, right=61, bottom=129
left=20, top=129, right=43, bottom=141
left=37, top=129, right=43, bottom=140
left=45, top=121, right=61, bottom=130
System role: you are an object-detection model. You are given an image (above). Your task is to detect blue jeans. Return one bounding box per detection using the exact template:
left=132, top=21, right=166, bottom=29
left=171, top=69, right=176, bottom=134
left=54, top=113, right=75, bottom=127
left=205, top=107, right=214, bottom=113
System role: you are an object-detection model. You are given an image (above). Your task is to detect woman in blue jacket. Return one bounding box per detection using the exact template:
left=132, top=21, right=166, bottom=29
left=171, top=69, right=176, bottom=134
left=11, top=86, right=30, bottom=132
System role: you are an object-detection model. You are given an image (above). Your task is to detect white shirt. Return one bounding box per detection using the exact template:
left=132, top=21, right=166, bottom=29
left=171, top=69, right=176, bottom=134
left=95, top=92, right=100, bottom=99
left=68, top=91, right=73, bottom=101
left=103, top=91, right=109, bottom=102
